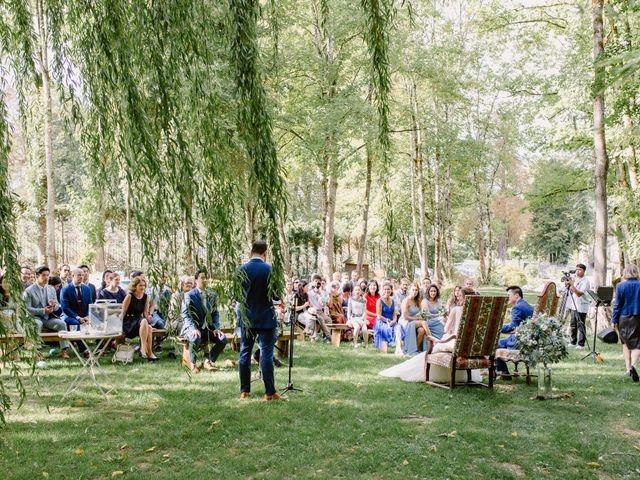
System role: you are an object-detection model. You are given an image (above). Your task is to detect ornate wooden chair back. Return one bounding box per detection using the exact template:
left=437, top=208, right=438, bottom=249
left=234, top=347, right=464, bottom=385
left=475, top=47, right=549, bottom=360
left=454, top=295, right=508, bottom=358
left=535, top=281, right=558, bottom=316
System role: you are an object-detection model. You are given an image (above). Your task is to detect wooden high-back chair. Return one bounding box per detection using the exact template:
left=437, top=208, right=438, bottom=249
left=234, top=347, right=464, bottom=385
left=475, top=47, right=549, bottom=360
left=424, top=295, right=508, bottom=389
left=535, top=281, right=559, bottom=316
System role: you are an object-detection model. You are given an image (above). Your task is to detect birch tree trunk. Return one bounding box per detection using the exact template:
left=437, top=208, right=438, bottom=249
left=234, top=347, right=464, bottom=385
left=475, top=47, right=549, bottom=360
left=35, top=0, right=56, bottom=267
left=356, top=144, right=373, bottom=277
left=408, top=80, right=429, bottom=279
left=592, top=0, right=609, bottom=287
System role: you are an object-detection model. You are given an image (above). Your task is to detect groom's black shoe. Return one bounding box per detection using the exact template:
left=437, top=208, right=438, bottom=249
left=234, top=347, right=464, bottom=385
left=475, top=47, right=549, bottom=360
left=631, top=366, right=639, bottom=383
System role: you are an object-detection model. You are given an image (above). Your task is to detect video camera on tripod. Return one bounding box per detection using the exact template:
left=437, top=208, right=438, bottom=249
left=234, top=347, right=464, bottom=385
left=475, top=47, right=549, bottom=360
left=561, top=269, right=576, bottom=283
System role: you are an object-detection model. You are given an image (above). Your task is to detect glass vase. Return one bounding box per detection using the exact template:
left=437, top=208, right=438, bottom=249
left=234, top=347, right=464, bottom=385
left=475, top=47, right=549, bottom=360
left=537, top=365, right=553, bottom=399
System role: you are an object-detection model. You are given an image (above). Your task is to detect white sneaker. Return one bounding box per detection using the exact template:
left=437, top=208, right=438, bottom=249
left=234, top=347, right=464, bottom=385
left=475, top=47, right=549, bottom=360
left=575, top=345, right=585, bottom=350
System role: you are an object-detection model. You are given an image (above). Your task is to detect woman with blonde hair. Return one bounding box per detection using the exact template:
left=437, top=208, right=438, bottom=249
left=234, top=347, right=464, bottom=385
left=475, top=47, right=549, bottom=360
left=612, top=264, right=640, bottom=382
left=121, top=276, right=156, bottom=361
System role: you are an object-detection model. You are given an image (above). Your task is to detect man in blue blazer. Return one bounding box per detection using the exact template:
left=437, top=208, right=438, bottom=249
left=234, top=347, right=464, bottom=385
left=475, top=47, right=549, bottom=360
left=496, top=285, right=534, bottom=377
left=180, top=270, right=227, bottom=373
left=238, top=240, right=280, bottom=400
left=60, top=268, right=92, bottom=328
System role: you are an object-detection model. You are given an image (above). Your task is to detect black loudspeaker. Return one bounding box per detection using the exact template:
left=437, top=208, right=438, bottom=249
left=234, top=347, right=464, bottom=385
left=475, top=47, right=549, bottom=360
left=597, top=327, right=618, bottom=344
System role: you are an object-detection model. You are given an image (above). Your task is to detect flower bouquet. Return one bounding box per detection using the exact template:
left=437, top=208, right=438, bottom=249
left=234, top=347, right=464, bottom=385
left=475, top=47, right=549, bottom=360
left=515, top=313, right=569, bottom=399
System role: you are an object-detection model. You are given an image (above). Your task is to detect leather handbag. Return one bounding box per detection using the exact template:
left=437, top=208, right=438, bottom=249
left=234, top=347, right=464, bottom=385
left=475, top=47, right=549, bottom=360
left=597, top=327, right=618, bottom=344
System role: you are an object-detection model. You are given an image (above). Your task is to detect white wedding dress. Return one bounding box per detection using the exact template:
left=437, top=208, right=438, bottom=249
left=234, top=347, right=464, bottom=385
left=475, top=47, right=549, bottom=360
left=379, top=306, right=481, bottom=383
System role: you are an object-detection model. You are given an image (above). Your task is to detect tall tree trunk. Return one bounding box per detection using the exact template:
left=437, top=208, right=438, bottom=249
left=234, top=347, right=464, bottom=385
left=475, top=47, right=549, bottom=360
left=592, top=0, right=609, bottom=287
left=623, top=101, right=638, bottom=190
left=184, top=194, right=194, bottom=267
left=356, top=144, right=373, bottom=278
left=277, top=214, right=291, bottom=274
left=408, top=80, right=429, bottom=279
left=35, top=0, right=56, bottom=267
left=320, top=171, right=337, bottom=278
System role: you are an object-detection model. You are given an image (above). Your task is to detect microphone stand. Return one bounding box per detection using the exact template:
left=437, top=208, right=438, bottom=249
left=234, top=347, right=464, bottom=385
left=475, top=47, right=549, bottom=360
left=281, top=296, right=303, bottom=395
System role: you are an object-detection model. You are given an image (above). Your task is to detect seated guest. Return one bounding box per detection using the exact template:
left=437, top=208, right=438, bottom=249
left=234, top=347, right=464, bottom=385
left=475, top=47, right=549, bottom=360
left=292, top=280, right=313, bottom=332
left=130, top=270, right=144, bottom=281
left=97, top=272, right=126, bottom=303
left=100, top=270, right=113, bottom=290
left=340, top=282, right=351, bottom=318
left=328, top=281, right=346, bottom=324
left=419, top=277, right=431, bottom=301
left=48, top=275, right=63, bottom=302
left=283, top=279, right=295, bottom=325
left=347, top=285, right=368, bottom=347
left=364, top=280, right=380, bottom=330
left=180, top=270, right=227, bottom=373
left=350, top=270, right=359, bottom=288
left=393, top=278, right=410, bottom=314
left=374, top=281, right=397, bottom=353
left=21, top=266, right=33, bottom=289
left=58, top=264, right=72, bottom=284
left=417, top=283, right=446, bottom=351
left=400, top=284, right=435, bottom=356
left=60, top=268, right=92, bottom=330
left=446, top=285, right=462, bottom=313
left=121, top=276, right=157, bottom=361
left=0, top=274, right=12, bottom=308
left=0, top=274, right=16, bottom=332
left=169, top=275, right=194, bottom=333
left=463, top=277, right=479, bottom=295
left=307, top=277, right=331, bottom=342
left=24, top=266, right=70, bottom=358
left=495, top=285, right=534, bottom=378
left=79, top=264, right=96, bottom=303
left=341, top=272, right=351, bottom=291
left=147, top=277, right=170, bottom=330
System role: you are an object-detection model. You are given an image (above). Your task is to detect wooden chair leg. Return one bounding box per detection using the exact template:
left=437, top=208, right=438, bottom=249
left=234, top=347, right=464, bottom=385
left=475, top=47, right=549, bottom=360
left=467, top=369, right=472, bottom=383
left=450, top=357, right=456, bottom=389
left=425, top=362, right=431, bottom=383
left=489, top=356, right=495, bottom=389
left=525, top=364, right=531, bottom=385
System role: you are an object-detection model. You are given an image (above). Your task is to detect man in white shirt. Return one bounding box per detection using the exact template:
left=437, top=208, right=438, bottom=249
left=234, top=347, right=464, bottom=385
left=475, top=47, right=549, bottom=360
left=566, top=263, right=591, bottom=349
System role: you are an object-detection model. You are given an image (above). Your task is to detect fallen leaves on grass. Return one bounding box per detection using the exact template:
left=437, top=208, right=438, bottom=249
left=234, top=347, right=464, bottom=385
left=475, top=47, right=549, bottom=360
left=111, top=471, right=124, bottom=477
left=74, top=448, right=84, bottom=456
left=119, top=444, right=128, bottom=450
left=402, top=459, right=409, bottom=465
left=634, top=445, right=640, bottom=452
left=145, top=446, right=156, bottom=453
left=206, top=420, right=221, bottom=432
left=511, top=432, right=518, bottom=437
left=438, top=430, right=457, bottom=438
left=428, top=445, right=437, bottom=452
left=586, top=462, right=602, bottom=469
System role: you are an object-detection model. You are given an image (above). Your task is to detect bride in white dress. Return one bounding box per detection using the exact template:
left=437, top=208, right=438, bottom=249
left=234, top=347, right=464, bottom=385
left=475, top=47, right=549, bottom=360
left=379, top=287, right=481, bottom=383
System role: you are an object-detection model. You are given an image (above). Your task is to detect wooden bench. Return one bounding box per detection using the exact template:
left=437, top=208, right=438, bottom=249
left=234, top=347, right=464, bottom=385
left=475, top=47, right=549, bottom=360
left=326, top=323, right=352, bottom=347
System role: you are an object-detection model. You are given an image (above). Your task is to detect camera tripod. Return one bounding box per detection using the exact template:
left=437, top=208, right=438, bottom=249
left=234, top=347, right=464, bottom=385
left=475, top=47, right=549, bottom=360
left=582, top=289, right=613, bottom=364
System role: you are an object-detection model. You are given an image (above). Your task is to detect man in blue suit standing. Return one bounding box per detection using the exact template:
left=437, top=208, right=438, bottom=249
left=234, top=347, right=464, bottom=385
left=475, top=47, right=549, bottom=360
left=238, top=240, right=281, bottom=400
left=180, top=270, right=228, bottom=373
left=496, top=285, right=534, bottom=378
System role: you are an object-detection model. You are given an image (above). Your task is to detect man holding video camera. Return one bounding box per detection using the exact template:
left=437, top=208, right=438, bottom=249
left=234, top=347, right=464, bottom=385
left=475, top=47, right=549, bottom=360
left=565, top=263, right=591, bottom=349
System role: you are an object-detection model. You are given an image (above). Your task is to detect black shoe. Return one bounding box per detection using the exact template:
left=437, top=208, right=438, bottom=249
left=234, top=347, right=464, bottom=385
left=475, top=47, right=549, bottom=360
left=273, top=358, right=284, bottom=368
left=155, top=345, right=164, bottom=353
left=323, top=338, right=331, bottom=344
left=631, top=366, right=639, bottom=383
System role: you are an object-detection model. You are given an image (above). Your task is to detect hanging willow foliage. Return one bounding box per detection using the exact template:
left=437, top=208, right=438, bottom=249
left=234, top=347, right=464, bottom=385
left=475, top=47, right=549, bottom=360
left=360, top=0, right=395, bottom=235
left=0, top=0, right=42, bottom=426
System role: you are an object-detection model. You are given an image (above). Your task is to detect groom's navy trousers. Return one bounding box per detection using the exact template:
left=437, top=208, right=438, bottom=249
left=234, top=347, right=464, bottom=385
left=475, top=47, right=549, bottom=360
left=239, top=325, right=277, bottom=395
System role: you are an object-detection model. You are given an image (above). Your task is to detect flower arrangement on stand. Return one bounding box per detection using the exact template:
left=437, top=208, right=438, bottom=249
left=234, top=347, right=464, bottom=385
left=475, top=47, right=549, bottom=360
left=515, top=313, right=569, bottom=399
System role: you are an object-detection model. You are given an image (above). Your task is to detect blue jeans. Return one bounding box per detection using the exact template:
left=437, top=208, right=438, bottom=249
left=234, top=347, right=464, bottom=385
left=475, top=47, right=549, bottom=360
left=239, top=326, right=277, bottom=395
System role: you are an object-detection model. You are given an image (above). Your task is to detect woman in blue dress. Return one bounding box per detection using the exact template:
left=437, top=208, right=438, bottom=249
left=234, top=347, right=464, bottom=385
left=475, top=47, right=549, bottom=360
left=374, top=282, right=396, bottom=353
left=397, top=284, right=422, bottom=356
left=403, top=283, right=445, bottom=355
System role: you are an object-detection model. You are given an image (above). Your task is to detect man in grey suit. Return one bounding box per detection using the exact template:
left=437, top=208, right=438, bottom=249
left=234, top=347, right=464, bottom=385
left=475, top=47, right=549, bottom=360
left=24, top=265, right=70, bottom=358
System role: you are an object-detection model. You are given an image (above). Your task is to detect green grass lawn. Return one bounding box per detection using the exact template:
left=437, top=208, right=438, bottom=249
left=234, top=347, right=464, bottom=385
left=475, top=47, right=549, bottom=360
left=1, top=338, right=639, bottom=480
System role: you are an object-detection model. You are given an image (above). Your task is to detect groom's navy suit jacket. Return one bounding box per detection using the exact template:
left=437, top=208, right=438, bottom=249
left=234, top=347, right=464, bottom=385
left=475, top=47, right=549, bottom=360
left=239, top=258, right=277, bottom=329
